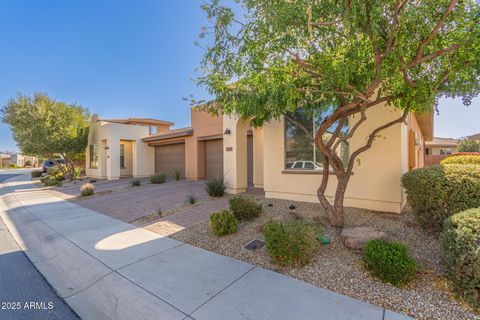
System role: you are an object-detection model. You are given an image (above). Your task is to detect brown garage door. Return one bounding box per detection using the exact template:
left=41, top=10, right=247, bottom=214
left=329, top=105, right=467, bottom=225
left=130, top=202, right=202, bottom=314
left=205, top=139, right=223, bottom=180
left=155, top=143, right=185, bottom=178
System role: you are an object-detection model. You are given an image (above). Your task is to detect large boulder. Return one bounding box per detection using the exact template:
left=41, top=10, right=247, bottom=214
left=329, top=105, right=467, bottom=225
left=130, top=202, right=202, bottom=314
left=341, top=227, right=387, bottom=250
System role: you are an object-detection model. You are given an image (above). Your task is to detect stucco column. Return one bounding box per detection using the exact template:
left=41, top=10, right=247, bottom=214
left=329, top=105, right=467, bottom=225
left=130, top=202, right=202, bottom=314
left=223, top=115, right=249, bottom=193
left=107, top=136, right=120, bottom=180
left=253, top=127, right=264, bottom=188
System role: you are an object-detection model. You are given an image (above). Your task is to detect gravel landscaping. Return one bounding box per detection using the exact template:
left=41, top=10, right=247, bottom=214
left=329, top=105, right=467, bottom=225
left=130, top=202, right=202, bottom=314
left=170, top=196, right=480, bottom=320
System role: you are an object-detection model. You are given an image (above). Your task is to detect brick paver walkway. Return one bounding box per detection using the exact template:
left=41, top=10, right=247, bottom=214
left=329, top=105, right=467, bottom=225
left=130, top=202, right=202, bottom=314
left=145, top=197, right=229, bottom=236
left=53, top=180, right=209, bottom=222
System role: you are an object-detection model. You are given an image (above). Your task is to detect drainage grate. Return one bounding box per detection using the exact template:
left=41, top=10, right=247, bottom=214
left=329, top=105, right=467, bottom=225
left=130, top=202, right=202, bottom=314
left=244, top=239, right=265, bottom=251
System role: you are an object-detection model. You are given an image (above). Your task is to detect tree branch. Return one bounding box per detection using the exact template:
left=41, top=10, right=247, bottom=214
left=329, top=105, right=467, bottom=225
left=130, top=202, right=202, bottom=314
left=384, top=0, right=409, bottom=56
left=411, top=0, right=458, bottom=65
left=407, top=44, right=460, bottom=68
left=347, top=107, right=409, bottom=175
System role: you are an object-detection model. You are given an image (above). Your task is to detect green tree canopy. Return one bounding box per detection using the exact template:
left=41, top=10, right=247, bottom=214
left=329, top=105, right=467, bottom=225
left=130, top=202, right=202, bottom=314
left=458, top=139, right=480, bottom=152
left=1, top=93, right=90, bottom=179
left=196, top=0, right=480, bottom=227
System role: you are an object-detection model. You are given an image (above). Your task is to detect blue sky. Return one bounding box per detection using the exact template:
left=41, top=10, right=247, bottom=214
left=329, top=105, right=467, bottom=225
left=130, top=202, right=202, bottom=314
left=0, top=1, right=478, bottom=151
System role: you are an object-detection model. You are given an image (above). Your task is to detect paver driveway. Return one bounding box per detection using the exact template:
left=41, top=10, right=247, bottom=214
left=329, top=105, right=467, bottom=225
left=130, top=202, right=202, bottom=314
left=54, top=180, right=210, bottom=222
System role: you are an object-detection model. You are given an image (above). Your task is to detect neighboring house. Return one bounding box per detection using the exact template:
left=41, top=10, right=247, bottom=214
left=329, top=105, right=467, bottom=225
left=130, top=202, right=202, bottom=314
left=6, top=153, right=39, bottom=167
left=0, top=154, right=11, bottom=168
left=86, top=104, right=432, bottom=214
left=424, top=137, right=459, bottom=166
left=425, top=137, right=458, bottom=156
left=466, top=133, right=480, bottom=144
left=86, top=109, right=226, bottom=180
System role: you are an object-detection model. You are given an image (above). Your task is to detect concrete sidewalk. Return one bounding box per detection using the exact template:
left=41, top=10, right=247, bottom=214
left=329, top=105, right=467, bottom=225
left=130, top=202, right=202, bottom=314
left=0, top=174, right=412, bottom=320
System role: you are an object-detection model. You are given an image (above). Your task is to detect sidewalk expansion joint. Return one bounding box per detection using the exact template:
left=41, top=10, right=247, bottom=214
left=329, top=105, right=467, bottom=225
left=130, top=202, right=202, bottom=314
left=187, top=265, right=256, bottom=317
left=115, top=270, right=188, bottom=318
left=62, top=270, right=115, bottom=299
left=114, top=242, right=185, bottom=272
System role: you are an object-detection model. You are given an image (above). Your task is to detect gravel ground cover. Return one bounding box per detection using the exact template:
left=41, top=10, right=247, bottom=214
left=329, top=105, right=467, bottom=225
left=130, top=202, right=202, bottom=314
left=169, top=196, right=479, bottom=320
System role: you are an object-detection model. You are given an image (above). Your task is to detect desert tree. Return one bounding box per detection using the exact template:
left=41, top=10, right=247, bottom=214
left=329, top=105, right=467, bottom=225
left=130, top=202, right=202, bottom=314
left=195, top=0, right=480, bottom=227
left=1, top=93, right=90, bottom=180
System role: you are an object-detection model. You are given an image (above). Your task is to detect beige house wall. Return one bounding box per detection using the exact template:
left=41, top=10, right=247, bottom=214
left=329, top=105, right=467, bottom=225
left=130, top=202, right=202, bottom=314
left=263, top=105, right=406, bottom=213
left=119, top=140, right=133, bottom=177
left=253, top=127, right=264, bottom=188
left=86, top=121, right=155, bottom=179
left=224, top=104, right=427, bottom=213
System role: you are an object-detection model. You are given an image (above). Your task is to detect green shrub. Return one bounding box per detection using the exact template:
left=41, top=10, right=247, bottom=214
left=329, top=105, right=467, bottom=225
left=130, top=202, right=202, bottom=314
left=210, top=210, right=238, bottom=237
left=80, top=183, right=95, bottom=196
left=441, top=208, right=480, bottom=309
left=173, top=168, right=182, bottom=181
left=9, top=164, right=17, bottom=168
left=131, top=179, right=141, bottom=187
left=441, top=155, right=480, bottom=165
left=55, top=173, right=65, bottom=181
left=150, top=173, right=166, bottom=184
left=31, top=171, right=42, bottom=178
left=264, top=220, right=321, bottom=267
left=186, top=192, right=197, bottom=204
left=205, top=178, right=226, bottom=197
left=401, top=164, right=480, bottom=231
left=74, top=166, right=85, bottom=178
left=229, top=196, right=262, bottom=221
left=46, top=167, right=60, bottom=175
left=42, top=175, right=62, bottom=187
left=364, top=239, right=417, bottom=286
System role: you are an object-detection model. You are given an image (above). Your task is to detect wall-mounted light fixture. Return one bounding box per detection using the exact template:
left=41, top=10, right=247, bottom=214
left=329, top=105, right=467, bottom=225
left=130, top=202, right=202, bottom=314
left=105, top=146, right=110, bottom=150
left=224, top=128, right=231, bottom=135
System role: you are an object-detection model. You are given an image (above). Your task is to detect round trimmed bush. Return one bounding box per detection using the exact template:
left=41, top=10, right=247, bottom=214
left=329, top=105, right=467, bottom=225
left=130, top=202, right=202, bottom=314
left=150, top=173, right=166, bottom=184
left=401, top=164, right=480, bottom=231
left=80, top=183, right=95, bottom=196
left=441, top=154, right=480, bottom=165
left=42, top=175, right=62, bottom=187
left=229, top=196, right=262, bottom=221
left=441, top=208, right=480, bottom=309
left=264, top=220, right=322, bottom=267
left=31, top=171, right=42, bottom=178
left=364, top=239, right=417, bottom=286
left=210, top=210, right=238, bottom=237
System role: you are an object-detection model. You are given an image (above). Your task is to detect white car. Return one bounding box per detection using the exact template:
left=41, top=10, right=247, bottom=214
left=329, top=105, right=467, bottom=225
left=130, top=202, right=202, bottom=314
left=286, top=161, right=323, bottom=170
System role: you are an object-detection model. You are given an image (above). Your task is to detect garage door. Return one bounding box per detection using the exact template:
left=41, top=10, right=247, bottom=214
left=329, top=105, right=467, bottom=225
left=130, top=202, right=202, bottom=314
left=205, top=139, right=223, bottom=180
left=155, top=143, right=185, bottom=178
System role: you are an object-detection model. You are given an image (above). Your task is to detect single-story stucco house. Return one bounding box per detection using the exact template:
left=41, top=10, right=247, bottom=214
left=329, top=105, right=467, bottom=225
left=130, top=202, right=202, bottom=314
left=425, top=137, right=459, bottom=156
left=86, top=103, right=432, bottom=214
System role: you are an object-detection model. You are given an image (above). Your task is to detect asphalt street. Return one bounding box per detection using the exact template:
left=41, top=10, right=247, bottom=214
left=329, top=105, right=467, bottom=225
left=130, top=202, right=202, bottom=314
left=0, top=173, right=79, bottom=320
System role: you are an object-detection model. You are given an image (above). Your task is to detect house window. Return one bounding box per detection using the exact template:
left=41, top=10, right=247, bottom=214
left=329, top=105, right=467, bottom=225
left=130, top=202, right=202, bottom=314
left=149, top=126, right=157, bottom=135
left=440, top=148, right=452, bottom=155
left=89, top=144, right=98, bottom=169
left=285, top=109, right=349, bottom=170
left=120, top=144, right=125, bottom=168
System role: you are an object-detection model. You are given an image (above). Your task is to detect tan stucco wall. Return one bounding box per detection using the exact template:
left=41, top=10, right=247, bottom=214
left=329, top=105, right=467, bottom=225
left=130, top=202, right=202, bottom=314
left=223, top=116, right=251, bottom=193
left=119, top=140, right=133, bottom=177
left=262, top=105, right=406, bottom=213
left=253, top=127, right=264, bottom=188
left=86, top=121, right=155, bottom=179
left=408, top=113, right=426, bottom=169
